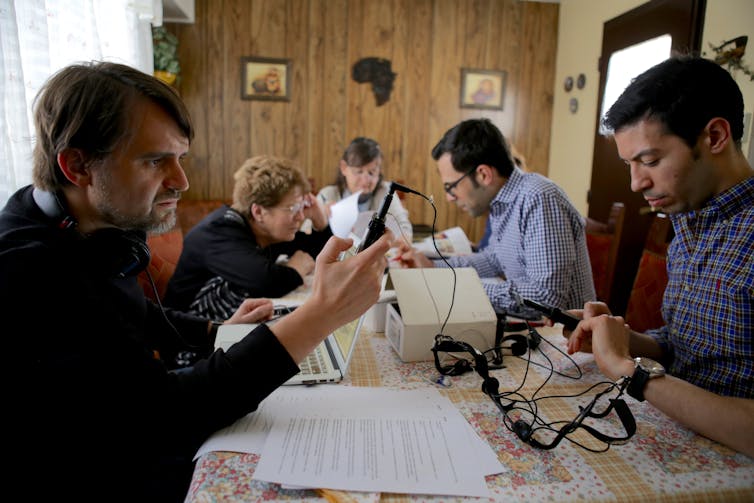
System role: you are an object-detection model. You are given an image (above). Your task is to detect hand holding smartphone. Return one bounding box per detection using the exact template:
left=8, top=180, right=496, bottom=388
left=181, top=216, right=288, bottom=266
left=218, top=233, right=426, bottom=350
left=521, top=298, right=580, bottom=331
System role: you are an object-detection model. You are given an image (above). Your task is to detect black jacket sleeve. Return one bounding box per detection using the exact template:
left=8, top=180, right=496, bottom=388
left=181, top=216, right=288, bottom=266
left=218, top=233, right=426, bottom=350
left=3, top=231, right=298, bottom=498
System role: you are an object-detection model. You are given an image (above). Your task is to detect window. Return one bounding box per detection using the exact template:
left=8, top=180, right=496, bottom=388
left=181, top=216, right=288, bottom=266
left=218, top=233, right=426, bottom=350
left=0, top=0, right=160, bottom=205
left=599, top=34, right=673, bottom=131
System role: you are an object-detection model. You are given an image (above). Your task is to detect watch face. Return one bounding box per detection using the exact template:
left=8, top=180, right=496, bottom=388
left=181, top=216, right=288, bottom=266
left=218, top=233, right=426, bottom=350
left=634, top=357, right=665, bottom=377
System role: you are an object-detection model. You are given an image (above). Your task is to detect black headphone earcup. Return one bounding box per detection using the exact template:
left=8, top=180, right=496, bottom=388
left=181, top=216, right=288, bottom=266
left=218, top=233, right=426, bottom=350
left=513, top=420, right=532, bottom=442
left=449, top=359, right=471, bottom=376
left=511, top=340, right=527, bottom=356
left=481, top=377, right=499, bottom=395
left=84, top=228, right=151, bottom=278
left=503, top=334, right=528, bottom=356
left=119, top=232, right=151, bottom=278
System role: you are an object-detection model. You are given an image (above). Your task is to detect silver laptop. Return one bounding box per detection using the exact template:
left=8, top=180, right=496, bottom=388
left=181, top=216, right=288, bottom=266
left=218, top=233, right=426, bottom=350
left=213, top=314, right=366, bottom=385
left=284, top=313, right=365, bottom=385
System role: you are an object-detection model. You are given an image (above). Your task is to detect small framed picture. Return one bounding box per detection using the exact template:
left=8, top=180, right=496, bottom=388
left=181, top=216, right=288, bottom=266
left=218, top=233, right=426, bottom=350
left=459, top=68, right=506, bottom=110
left=241, top=57, right=291, bottom=101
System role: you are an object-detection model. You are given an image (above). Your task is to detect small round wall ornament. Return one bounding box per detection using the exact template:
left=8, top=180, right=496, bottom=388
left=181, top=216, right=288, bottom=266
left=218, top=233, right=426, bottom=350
left=576, top=73, right=586, bottom=89
left=569, top=97, right=578, bottom=114
left=564, top=76, right=574, bottom=92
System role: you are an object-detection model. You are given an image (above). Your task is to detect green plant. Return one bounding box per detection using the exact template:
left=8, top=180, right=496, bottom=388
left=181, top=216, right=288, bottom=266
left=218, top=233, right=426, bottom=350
left=152, top=26, right=181, bottom=76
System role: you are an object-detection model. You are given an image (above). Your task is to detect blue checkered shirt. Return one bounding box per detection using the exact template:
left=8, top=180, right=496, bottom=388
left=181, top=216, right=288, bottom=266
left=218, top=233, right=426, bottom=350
left=648, top=175, right=754, bottom=398
left=435, top=167, right=595, bottom=312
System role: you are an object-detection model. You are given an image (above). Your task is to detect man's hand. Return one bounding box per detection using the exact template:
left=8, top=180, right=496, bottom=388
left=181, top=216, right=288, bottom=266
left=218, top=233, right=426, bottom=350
left=394, top=240, right=434, bottom=268
left=270, top=232, right=392, bottom=363
left=574, top=314, right=634, bottom=381
left=306, top=232, right=391, bottom=327
left=225, top=298, right=274, bottom=325
left=560, top=301, right=612, bottom=353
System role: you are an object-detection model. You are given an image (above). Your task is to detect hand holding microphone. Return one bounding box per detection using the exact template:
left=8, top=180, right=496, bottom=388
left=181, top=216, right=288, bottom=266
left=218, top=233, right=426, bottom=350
left=357, top=181, right=422, bottom=252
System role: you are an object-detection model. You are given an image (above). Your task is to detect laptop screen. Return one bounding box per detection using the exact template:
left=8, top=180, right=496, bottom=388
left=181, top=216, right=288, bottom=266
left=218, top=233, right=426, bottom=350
left=332, top=316, right=361, bottom=362
left=331, top=235, right=364, bottom=366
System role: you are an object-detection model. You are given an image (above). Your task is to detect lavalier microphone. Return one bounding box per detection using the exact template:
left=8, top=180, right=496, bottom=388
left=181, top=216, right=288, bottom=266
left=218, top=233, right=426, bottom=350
left=357, top=181, right=420, bottom=252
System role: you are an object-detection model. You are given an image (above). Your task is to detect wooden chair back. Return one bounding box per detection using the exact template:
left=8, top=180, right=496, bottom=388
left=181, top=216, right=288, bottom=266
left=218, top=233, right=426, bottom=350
left=585, top=202, right=626, bottom=302
left=624, top=212, right=674, bottom=332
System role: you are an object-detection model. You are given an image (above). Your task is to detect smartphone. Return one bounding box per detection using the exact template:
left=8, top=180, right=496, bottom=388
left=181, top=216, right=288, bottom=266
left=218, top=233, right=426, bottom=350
left=521, top=298, right=580, bottom=331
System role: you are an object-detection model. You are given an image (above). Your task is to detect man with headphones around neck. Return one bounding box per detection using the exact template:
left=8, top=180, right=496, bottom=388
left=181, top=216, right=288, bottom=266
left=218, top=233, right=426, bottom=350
left=0, top=61, right=390, bottom=501
left=562, top=56, right=753, bottom=458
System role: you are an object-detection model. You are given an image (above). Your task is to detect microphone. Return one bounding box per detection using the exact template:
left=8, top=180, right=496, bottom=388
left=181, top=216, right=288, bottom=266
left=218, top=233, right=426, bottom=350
left=357, top=181, right=417, bottom=252
left=390, top=181, right=423, bottom=197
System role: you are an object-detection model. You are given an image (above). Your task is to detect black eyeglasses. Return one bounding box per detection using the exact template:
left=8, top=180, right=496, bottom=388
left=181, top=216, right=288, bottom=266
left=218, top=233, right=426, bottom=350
left=443, top=166, right=477, bottom=197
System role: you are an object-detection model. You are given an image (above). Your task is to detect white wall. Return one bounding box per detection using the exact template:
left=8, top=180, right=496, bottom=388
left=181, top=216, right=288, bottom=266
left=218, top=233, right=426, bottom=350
left=549, top=0, right=754, bottom=216
left=701, top=0, right=754, bottom=161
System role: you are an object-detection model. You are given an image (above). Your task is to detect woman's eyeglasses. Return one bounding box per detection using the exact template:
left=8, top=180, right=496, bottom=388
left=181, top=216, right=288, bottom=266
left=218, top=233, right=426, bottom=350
left=274, top=199, right=310, bottom=215
left=443, top=166, right=477, bottom=197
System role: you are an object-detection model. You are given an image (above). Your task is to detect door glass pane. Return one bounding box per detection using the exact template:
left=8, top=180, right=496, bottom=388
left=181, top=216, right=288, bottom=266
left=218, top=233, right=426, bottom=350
left=599, top=35, right=672, bottom=128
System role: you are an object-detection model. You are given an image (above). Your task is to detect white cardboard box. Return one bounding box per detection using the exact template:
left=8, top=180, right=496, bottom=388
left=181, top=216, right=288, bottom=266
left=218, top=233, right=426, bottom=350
left=384, top=267, right=497, bottom=362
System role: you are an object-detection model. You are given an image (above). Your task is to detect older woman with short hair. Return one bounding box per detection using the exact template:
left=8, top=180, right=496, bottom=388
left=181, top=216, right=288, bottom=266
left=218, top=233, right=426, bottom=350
left=165, top=155, right=331, bottom=320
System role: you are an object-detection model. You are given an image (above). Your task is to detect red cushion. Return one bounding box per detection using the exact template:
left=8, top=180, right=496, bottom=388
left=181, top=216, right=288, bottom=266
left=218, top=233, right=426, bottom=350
left=137, top=229, right=183, bottom=302
left=625, top=250, right=668, bottom=332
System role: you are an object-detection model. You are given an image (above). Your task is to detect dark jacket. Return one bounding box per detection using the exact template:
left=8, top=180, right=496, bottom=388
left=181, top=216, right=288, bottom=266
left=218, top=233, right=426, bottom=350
left=165, top=205, right=331, bottom=310
left=0, top=186, right=299, bottom=501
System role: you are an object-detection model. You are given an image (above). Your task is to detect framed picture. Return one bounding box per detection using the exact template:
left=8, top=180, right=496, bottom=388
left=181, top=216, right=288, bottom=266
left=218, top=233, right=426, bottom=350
left=241, top=57, right=291, bottom=101
left=459, top=68, right=506, bottom=110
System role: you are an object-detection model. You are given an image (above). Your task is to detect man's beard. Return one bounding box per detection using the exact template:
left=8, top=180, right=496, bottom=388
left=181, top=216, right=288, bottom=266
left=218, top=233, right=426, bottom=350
left=95, top=179, right=179, bottom=234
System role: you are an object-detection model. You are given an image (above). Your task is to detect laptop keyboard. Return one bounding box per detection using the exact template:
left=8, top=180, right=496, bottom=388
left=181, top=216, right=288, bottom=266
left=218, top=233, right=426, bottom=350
left=299, top=346, right=327, bottom=375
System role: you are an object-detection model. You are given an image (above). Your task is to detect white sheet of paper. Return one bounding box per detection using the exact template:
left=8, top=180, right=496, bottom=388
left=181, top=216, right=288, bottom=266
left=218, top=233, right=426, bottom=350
left=194, top=394, right=275, bottom=457
left=251, top=387, right=497, bottom=498
left=413, top=226, right=473, bottom=258
left=329, top=191, right=363, bottom=238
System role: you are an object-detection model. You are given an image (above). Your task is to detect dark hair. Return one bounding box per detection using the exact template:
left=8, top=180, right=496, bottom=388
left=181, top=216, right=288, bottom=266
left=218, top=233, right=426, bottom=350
left=601, top=55, right=744, bottom=149
left=335, top=137, right=384, bottom=194
left=32, top=61, right=194, bottom=191
left=431, top=118, right=515, bottom=178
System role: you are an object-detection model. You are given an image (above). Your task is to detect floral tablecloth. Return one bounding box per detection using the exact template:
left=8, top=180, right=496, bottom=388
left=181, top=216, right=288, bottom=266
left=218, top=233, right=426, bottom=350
left=187, top=327, right=754, bottom=502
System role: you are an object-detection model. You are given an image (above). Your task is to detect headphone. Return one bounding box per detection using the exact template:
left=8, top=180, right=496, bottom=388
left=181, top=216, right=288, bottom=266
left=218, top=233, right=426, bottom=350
left=432, top=335, right=499, bottom=386
left=432, top=332, right=637, bottom=451
left=488, top=311, right=541, bottom=366
left=33, top=188, right=151, bottom=278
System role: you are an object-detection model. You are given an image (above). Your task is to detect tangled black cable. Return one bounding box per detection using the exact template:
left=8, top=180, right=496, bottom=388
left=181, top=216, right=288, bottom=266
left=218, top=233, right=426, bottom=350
left=432, top=326, right=636, bottom=452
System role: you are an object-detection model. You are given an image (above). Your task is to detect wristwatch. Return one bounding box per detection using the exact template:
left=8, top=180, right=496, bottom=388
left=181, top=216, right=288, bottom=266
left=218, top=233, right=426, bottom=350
left=627, top=357, right=665, bottom=402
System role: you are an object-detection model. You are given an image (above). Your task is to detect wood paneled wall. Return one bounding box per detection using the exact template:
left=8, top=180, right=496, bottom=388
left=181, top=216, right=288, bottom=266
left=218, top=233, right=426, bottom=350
left=171, top=0, right=558, bottom=243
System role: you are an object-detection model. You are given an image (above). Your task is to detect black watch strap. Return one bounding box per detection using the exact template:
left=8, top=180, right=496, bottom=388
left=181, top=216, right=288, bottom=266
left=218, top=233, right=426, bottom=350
left=627, top=366, right=650, bottom=402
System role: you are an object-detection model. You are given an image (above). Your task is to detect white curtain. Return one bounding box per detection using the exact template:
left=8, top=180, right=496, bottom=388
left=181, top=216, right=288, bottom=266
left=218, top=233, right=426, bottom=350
left=0, top=0, right=161, bottom=206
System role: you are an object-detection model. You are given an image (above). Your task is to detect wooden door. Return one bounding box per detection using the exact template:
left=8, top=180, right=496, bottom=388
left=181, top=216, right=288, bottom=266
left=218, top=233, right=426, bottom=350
left=588, top=0, right=705, bottom=314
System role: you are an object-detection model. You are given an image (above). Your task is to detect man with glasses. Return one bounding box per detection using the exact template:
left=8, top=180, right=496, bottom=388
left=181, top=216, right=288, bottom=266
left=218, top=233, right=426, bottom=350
left=398, top=118, right=594, bottom=314
left=165, top=155, right=332, bottom=320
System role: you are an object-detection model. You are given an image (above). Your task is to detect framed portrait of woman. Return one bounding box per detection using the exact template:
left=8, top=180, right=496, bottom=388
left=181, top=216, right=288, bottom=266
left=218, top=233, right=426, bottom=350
left=459, top=68, right=506, bottom=110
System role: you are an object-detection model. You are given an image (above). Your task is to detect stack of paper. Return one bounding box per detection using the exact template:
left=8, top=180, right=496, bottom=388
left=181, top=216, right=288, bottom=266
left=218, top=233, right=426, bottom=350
left=195, top=386, right=503, bottom=498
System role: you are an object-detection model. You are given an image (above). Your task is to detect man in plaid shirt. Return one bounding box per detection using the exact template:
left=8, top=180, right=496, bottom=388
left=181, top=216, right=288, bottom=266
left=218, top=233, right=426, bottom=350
left=567, top=56, right=753, bottom=458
